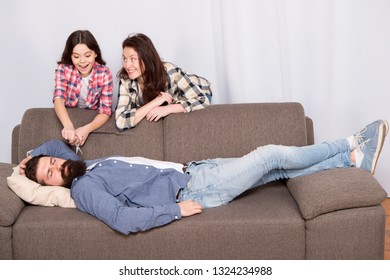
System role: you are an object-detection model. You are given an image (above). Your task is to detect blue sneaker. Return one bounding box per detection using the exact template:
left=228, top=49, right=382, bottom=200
left=355, top=119, right=388, bottom=174
left=351, top=120, right=387, bottom=149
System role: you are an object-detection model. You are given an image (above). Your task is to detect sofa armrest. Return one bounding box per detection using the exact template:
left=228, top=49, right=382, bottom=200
left=12, top=124, right=20, bottom=164
left=305, top=117, right=314, bottom=145
left=0, top=163, right=25, bottom=227
left=286, top=168, right=387, bottom=220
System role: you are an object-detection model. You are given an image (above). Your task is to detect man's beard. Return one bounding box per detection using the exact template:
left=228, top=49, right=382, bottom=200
left=61, top=160, right=87, bottom=189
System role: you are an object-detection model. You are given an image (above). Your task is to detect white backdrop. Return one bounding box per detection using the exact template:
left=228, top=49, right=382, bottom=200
left=1, top=0, right=389, bottom=195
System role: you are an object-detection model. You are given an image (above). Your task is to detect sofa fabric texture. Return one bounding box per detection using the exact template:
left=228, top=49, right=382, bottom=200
left=0, top=103, right=387, bottom=260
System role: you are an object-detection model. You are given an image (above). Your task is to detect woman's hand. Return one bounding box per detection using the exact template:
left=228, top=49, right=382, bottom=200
left=145, top=92, right=174, bottom=122
left=146, top=106, right=172, bottom=122
left=156, top=91, right=172, bottom=106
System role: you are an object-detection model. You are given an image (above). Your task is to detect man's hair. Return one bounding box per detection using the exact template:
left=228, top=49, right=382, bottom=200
left=25, top=154, right=47, bottom=185
left=25, top=155, right=87, bottom=189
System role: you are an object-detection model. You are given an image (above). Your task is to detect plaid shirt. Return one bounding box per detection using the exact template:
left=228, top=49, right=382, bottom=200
left=115, top=62, right=212, bottom=130
left=53, top=63, right=113, bottom=116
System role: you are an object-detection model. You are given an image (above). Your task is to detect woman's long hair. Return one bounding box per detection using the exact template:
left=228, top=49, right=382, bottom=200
left=118, top=33, right=167, bottom=103
left=58, top=30, right=106, bottom=65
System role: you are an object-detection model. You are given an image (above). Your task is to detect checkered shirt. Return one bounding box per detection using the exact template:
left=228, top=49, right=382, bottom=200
left=115, top=62, right=212, bottom=130
left=53, top=63, right=113, bottom=116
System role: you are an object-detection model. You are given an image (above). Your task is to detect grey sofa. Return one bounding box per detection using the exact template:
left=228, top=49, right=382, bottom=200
left=0, top=103, right=387, bottom=259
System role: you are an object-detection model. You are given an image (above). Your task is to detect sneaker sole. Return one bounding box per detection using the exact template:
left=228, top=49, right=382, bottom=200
left=370, top=119, right=388, bottom=174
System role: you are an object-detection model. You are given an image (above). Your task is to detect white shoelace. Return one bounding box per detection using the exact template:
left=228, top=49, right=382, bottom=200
left=352, top=126, right=368, bottom=150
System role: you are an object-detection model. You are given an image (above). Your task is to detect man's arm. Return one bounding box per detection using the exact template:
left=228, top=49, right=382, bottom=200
left=29, top=139, right=80, bottom=160
left=20, top=140, right=80, bottom=175
left=73, top=185, right=182, bottom=234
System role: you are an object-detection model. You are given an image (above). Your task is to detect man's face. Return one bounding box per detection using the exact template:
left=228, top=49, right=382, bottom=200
left=36, top=156, right=67, bottom=186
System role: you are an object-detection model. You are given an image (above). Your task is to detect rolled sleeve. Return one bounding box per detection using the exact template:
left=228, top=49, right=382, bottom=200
left=97, top=69, right=113, bottom=116
left=165, top=62, right=212, bottom=112
left=115, top=80, right=137, bottom=130
left=30, top=140, right=80, bottom=161
left=53, top=65, right=71, bottom=102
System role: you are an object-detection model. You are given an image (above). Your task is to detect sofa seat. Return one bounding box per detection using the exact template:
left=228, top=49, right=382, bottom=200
left=12, top=182, right=304, bottom=260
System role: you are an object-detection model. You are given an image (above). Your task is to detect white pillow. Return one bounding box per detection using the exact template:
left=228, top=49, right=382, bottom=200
left=7, top=166, right=76, bottom=208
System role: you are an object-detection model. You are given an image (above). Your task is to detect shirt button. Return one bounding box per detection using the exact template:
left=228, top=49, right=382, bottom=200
left=114, top=161, right=117, bottom=163
left=129, top=164, right=132, bottom=167
left=145, top=166, right=149, bottom=169
left=175, top=216, right=178, bottom=220
left=98, top=163, right=102, bottom=166
left=160, top=170, right=163, bottom=172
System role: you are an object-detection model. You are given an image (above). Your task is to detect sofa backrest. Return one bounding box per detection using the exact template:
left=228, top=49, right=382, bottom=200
left=13, top=103, right=311, bottom=164
left=164, top=103, right=310, bottom=163
left=16, top=108, right=164, bottom=162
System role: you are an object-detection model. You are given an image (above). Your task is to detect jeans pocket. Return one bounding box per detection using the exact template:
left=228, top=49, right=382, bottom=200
left=198, top=190, right=232, bottom=209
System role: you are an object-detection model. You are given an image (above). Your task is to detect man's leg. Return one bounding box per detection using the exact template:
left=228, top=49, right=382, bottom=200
left=179, top=119, right=387, bottom=208
left=180, top=139, right=350, bottom=208
left=258, top=152, right=351, bottom=185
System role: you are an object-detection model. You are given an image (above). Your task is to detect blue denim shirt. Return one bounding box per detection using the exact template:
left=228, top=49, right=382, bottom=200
left=31, top=140, right=190, bottom=234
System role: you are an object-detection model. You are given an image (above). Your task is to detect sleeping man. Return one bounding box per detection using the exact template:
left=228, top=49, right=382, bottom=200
left=20, top=120, right=388, bottom=235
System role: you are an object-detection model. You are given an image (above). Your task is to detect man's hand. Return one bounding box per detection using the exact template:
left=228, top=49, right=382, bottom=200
left=19, top=156, right=32, bottom=175
left=178, top=200, right=203, bottom=217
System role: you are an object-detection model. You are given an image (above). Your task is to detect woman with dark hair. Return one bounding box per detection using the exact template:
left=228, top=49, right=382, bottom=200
left=115, top=33, right=212, bottom=130
left=54, top=30, right=113, bottom=147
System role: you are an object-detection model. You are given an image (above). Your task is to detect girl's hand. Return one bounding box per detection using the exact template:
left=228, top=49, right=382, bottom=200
left=75, top=126, right=91, bottom=146
left=62, top=127, right=78, bottom=145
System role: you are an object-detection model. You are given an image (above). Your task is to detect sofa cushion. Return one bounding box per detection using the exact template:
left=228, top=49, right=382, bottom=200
left=12, top=182, right=305, bottom=259
left=286, top=168, right=387, bottom=220
left=0, top=163, right=24, bottom=226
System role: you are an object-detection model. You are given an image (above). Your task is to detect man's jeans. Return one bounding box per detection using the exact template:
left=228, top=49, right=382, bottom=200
left=177, top=139, right=351, bottom=208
